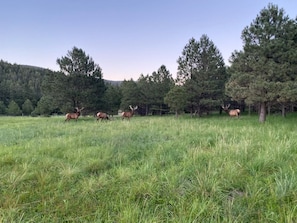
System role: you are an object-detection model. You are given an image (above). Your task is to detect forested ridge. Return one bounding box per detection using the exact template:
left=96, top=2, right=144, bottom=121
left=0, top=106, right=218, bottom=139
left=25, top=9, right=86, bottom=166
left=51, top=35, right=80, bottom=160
left=1, top=4, right=297, bottom=122
left=0, top=60, right=51, bottom=115
left=0, top=59, right=121, bottom=116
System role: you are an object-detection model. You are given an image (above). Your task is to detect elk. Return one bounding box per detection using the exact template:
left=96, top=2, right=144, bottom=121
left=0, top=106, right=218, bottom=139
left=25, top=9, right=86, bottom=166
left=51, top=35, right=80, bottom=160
left=65, top=107, right=84, bottom=121
left=221, top=104, right=240, bottom=117
left=96, top=112, right=109, bottom=121
left=122, top=105, right=138, bottom=120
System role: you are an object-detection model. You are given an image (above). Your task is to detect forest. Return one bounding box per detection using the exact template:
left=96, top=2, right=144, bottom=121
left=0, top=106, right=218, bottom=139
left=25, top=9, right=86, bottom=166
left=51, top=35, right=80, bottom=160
left=0, top=4, right=297, bottom=123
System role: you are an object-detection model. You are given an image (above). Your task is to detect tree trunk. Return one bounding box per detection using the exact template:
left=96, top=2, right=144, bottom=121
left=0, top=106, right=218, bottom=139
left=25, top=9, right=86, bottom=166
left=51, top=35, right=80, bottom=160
left=248, top=104, right=251, bottom=116
left=197, top=106, right=202, bottom=117
left=189, top=107, right=193, bottom=118
left=259, top=102, right=266, bottom=123
left=281, top=104, right=286, bottom=117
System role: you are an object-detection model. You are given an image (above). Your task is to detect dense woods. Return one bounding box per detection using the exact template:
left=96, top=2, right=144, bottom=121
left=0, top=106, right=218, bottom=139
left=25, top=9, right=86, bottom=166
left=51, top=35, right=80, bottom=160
left=0, top=4, right=297, bottom=122
left=0, top=61, right=52, bottom=116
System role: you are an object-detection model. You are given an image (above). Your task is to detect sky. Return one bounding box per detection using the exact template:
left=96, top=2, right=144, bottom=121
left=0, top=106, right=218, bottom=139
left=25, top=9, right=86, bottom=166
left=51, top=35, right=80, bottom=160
left=1, top=1, right=297, bottom=81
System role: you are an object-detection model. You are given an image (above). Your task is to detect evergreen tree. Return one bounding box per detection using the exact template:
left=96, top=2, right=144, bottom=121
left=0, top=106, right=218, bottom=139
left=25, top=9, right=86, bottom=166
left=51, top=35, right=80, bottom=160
left=44, top=47, right=106, bottom=113
left=120, top=79, right=140, bottom=111
left=0, top=101, right=6, bottom=114
left=164, top=85, right=187, bottom=117
left=33, top=96, right=56, bottom=116
left=0, top=60, right=49, bottom=108
left=177, top=35, right=227, bottom=116
left=7, top=100, right=22, bottom=116
left=22, top=99, right=34, bottom=115
left=137, top=65, right=174, bottom=115
left=41, top=71, right=66, bottom=112
left=102, top=84, right=122, bottom=115
left=151, top=65, right=174, bottom=115
left=138, top=74, right=154, bottom=115
left=226, top=4, right=297, bottom=122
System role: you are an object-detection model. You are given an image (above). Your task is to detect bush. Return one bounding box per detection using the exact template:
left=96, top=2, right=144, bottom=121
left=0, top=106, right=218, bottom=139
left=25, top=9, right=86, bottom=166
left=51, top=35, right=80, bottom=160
left=7, top=100, right=22, bottom=116
left=0, top=101, right=7, bottom=114
left=22, top=99, right=34, bottom=115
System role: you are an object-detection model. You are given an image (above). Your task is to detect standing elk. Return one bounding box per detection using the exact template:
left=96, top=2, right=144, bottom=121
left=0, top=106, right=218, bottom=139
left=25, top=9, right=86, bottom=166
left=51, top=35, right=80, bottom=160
left=96, top=112, right=109, bottom=121
left=222, top=104, right=240, bottom=117
left=65, top=107, right=84, bottom=121
left=122, top=105, right=138, bottom=120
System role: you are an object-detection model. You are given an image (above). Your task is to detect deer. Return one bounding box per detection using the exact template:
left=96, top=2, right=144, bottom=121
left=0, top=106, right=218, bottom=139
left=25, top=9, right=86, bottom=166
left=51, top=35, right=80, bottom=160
left=65, top=107, right=84, bottom=121
left=96, top=112, right=110, bottom=121
left=122, top=105, right=138, bottom=120
left=221, top=104, right=240, bottom=117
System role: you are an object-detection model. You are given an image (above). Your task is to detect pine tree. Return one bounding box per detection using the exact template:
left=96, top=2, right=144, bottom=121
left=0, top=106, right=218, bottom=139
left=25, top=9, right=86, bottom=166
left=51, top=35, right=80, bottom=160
left=43, top=47, right=106, bottom=113
left=22, top=99, right=34, bottom=115
left=226, top=4, right=297, bottom=122
left=164, top=85, right=187, bottom=117
left=177, top=35, right=227, bottom=116
left=7, top=100, right=22, bottom=116
left=120, top=79, right=140, bottom=111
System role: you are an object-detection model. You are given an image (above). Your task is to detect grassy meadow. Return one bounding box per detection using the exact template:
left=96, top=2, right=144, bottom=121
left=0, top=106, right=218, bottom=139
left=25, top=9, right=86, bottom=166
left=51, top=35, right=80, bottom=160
left=1, top=113, right=297, bottom=222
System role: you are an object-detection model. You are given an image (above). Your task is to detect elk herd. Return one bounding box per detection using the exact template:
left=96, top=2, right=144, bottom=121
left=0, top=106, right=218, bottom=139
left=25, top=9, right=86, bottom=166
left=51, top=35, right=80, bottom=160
left=65, top=105, right=138, bottom=122
left=65, top=104, right=240, bottom=122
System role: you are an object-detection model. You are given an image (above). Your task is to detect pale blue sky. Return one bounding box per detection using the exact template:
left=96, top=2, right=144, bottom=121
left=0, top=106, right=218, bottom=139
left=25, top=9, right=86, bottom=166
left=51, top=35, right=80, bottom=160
left=1, top=1, right=296, bottom=81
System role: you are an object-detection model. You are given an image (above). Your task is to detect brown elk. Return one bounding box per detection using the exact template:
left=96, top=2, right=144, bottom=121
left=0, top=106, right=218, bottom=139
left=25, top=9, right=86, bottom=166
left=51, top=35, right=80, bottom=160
left=221, top=104, right=240, bottom=117
left=65, top=107, right=84, bottom=121
left=96, top=112, right=109, bottom=121
left=122, top=105, right=138, bottom=120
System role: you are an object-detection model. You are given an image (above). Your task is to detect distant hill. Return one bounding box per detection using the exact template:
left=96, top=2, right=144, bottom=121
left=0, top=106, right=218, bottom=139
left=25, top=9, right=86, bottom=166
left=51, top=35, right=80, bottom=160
left=19, top=64, right=50, bottom=71
left=2, top=60, right=124, bottom=86
left=19, top=64, right=123, bottom=85
left=104, top=80, right=123, bottom=85
left=20, top=63, right=123, bottom=85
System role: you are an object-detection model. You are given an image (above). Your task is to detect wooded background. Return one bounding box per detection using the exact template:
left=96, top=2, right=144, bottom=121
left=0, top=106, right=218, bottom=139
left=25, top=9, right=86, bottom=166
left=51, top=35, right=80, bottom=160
left=1, top=4, right=296, bottom=122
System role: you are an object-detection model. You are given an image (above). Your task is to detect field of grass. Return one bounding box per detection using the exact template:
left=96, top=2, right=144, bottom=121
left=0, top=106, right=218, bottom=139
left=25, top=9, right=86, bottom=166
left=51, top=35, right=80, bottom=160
left=1, top=113, right=297, bottom=222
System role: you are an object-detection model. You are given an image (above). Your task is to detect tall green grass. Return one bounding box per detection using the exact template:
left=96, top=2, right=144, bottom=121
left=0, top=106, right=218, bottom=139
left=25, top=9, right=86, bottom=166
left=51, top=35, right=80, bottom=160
left=0, top=114, right=297, bottom=222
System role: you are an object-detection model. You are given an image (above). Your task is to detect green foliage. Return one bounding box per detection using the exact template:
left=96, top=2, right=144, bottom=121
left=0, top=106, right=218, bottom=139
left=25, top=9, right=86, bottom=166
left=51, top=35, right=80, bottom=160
left=0, top=60, right=50, bottom=107
left=43, top=47, right=106, bottom=113
left=6, top=100, right=22, bottom=116
left=0, top=100, right=6, bottom=114
left=41, top=71, right=67, bottom=109
left=22, top=99, right=34, bottom=115
left=57, top=47, right=102, bottom=78
left=177, top=35, right=227, bottom=115
left=226, top=4, right=297, bottom=122
left=102, top=84, right=122, bottom=114
left=138, top=65, right=174, bottom=115
left=33, top=96, right=56, bottom=116
left=164, top=85, right=187, bottom=115
left=150, top=65, right=174, bottom=105
left=1, top=114, right=297, bottom=222
left=137, top=74, right=155, bottom=114
left=120, top=79, right=141, bottom=110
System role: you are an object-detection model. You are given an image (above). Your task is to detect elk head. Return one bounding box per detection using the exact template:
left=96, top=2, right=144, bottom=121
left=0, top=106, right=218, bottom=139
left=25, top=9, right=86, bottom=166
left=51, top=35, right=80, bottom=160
left=122, top=105, right=138, bottom=120
left=221, top=104, right=240, bottom=117
left=65, top=107, right=84, bottom=121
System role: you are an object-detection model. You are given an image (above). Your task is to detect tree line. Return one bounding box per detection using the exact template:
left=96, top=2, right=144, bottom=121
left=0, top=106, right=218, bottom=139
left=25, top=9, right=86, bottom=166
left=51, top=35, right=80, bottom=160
left=0, top=4, right=296, bottom=122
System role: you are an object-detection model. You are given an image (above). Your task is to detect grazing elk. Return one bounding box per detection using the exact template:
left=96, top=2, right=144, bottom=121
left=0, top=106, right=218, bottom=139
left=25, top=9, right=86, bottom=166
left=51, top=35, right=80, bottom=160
left=96, top=112, right=109, bottom=121
left=222, top=104, right=240, bottom=117
left=65, top=107, right=84, bottom=122
left=122, top=105, right=138, bottom=120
